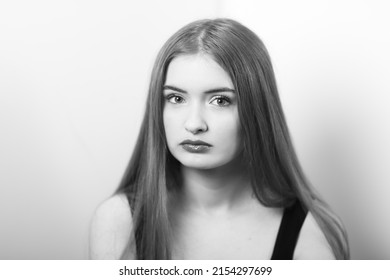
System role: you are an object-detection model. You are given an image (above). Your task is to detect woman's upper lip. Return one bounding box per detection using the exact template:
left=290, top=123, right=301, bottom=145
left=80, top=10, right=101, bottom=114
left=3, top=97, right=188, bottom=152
left=180, top=139, right=212, bottom=146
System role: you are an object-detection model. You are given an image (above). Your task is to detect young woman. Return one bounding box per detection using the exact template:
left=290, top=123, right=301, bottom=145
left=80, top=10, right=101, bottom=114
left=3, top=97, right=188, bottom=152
left=89, top=18, right=350, bottom=260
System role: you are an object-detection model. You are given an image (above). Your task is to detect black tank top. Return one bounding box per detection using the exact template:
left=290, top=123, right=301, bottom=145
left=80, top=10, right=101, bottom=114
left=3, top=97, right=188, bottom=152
left=271, top=200, right=308, bottom=260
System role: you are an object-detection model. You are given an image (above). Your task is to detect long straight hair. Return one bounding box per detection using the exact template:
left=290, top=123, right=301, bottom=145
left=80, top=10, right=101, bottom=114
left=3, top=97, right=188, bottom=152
left=116, top=18, right=350, bottom=259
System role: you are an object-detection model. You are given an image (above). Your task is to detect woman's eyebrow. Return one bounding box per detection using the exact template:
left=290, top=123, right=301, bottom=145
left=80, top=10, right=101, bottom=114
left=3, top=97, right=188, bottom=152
left=163, top=85, right=235, bottom=94
left=204, top=87, right=235, bottom=94
left=163, top=85, right=187, bottom=93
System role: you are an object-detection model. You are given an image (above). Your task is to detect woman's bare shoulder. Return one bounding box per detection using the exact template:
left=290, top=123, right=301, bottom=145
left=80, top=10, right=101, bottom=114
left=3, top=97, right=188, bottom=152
left=293, top=212, right=335, bottom=260
left=89, top=193, right=134, bottom=259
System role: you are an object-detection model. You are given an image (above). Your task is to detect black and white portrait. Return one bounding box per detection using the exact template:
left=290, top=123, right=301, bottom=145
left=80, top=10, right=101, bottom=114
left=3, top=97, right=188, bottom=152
left=0, top=0, right=389, bottom=260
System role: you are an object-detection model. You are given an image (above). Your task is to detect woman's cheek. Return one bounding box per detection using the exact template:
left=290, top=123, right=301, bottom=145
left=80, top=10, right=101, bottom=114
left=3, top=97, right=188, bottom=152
left=164, top=111, right=182, bottom=142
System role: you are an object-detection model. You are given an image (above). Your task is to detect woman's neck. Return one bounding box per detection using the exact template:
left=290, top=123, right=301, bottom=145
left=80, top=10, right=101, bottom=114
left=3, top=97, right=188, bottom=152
left=178, top=159, right=253, bottom=215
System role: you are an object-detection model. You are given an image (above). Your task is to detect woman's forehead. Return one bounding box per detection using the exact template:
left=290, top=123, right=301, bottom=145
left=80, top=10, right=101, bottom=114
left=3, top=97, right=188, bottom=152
left=164, top=54, right=234, bottom=91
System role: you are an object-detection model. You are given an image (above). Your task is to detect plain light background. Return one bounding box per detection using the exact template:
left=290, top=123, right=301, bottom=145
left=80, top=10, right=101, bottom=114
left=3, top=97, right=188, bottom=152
left=0, top=0, right=389, bottom=259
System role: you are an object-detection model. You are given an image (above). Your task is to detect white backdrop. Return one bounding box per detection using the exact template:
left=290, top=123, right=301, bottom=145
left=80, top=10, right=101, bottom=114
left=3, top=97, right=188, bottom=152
left=0, top=0, right=389, bottom=259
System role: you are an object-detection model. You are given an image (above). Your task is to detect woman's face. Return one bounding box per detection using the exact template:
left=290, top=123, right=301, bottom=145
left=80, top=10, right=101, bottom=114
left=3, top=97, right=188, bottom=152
left=163, top=54, right=242, bottom=170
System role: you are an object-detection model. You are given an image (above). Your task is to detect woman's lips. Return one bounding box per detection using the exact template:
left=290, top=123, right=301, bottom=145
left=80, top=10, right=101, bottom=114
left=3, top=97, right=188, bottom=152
left=181, top=144, right=211, bottom=153
left=180, top=140, right=211, bottom=153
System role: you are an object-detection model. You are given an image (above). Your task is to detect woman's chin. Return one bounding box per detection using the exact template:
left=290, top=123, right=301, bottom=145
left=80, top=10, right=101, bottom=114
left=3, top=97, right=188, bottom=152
left=180, top=161, right=217, bottom=170
left=178, top=157, right=219, bottom=170
left=178, top=157, right=233, bottom=171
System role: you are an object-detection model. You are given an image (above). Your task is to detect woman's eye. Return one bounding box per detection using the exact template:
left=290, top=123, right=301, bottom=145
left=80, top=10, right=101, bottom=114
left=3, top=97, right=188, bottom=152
left=166, top=94, right=185, bottom=104
left=210, top=96, right=231, bottom=106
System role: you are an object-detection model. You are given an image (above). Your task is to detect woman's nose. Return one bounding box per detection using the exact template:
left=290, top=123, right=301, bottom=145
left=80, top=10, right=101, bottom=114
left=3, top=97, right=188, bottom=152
left=184, top=105, right=208, bottom=134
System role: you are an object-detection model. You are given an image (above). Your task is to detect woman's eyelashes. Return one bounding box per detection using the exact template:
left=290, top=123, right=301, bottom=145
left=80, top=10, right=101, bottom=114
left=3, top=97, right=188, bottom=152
left=164, top=93, right=233, bottom=107
left=165, top=93, right=185, bottom=104
left=209, top=95, right=231, bottom=106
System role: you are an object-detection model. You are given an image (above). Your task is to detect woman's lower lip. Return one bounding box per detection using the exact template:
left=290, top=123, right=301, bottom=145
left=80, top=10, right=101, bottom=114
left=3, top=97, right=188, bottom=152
left=181, top=144, right=211, bottom=153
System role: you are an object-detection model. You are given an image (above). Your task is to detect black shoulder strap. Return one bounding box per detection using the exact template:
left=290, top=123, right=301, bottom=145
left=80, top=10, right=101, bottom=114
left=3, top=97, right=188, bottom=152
left=271, top=200, right=308, bottom=260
